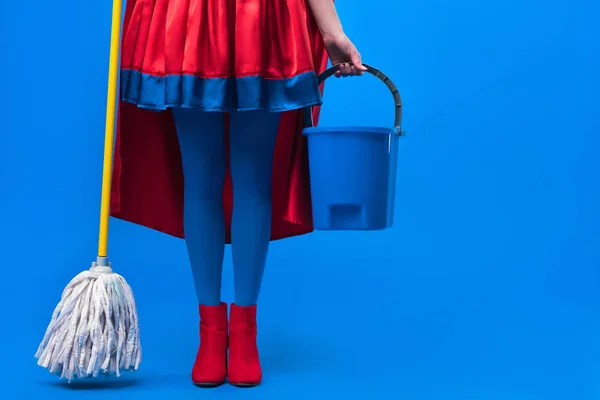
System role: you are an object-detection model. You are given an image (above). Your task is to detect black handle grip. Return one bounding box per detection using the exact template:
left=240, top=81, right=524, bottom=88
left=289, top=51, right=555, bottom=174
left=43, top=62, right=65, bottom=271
left=304, top=63, right=404, bottom=136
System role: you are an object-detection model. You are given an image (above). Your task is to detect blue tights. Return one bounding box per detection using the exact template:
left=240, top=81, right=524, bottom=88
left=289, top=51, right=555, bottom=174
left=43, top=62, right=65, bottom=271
left=172, top=109, right=281, bottom=307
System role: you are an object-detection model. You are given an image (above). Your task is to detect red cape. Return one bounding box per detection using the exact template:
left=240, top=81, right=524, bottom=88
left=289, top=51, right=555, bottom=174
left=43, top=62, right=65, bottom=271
left=109, top=1, right=329, bottom=243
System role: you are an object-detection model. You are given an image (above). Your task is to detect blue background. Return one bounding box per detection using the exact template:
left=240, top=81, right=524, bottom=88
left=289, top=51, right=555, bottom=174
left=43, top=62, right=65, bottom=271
left=1, top=0, right=599, bottom=399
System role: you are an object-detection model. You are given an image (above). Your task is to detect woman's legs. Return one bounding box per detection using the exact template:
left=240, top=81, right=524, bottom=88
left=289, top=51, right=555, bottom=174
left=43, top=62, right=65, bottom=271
left=174, top=108, right=280, bottom=387
left=172, top=108, right=226, bottom=306
left=174, top=109, right=280, bottom=307
left=228, top=111, right=282, bottom=306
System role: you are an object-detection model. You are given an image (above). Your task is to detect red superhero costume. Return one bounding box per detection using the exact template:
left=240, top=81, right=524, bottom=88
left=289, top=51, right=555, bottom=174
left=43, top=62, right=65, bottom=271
left=108, top=0, right=336, bottom=387
left=109, top=0, right=330, bottom=243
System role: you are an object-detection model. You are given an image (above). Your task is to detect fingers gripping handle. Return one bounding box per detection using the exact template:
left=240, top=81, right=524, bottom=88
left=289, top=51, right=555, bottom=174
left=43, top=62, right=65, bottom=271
left=304, top=63, right=404, bottom=136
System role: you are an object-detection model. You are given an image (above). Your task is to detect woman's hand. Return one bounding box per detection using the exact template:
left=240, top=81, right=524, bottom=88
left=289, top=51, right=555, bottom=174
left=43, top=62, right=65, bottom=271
left=305, top=0, right=366, bottom=77
left=323, top=33, right=367, bottom=78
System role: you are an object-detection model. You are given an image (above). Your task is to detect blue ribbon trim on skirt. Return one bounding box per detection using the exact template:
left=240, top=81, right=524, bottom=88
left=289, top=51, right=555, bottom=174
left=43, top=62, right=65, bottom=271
left=121, top=69, right=323, bottom=112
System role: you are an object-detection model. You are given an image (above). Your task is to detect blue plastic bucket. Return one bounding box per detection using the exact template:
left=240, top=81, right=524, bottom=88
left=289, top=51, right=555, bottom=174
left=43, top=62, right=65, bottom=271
left=302, top=64, right=404, bottom=231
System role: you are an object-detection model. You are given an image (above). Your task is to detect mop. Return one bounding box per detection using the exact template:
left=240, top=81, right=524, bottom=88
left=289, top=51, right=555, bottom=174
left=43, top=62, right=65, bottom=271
left=34, top=0, right=141, bottom=381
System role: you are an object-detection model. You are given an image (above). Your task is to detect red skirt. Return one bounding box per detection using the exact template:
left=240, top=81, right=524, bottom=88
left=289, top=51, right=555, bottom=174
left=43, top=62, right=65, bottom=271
left=120, top=0, right=324, bottom=111
left=110, top=0, right=331, bottom=242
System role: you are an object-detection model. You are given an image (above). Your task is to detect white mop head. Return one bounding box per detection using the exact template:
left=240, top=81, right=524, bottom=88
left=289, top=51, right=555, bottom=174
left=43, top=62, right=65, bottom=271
left=35, top=261, right=142, bottom=381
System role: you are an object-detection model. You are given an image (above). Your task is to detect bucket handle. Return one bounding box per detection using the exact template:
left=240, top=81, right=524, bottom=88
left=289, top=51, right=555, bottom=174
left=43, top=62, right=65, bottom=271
left=304, top=63, right=405, bottom=136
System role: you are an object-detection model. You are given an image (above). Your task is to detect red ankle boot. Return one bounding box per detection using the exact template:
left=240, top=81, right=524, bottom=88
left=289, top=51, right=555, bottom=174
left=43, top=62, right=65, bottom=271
left=227, top=304, right=262, bottom=386
left=191, top=303, right=228, bottom=387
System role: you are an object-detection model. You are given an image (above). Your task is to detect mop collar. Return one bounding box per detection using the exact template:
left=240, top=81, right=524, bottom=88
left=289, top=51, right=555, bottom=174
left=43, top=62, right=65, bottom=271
left=90, top=265, right=113, bottom=274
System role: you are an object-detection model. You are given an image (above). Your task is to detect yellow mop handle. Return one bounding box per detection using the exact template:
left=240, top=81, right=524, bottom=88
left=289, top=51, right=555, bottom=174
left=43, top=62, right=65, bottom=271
left=98, top=0, right=123, bottom=258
